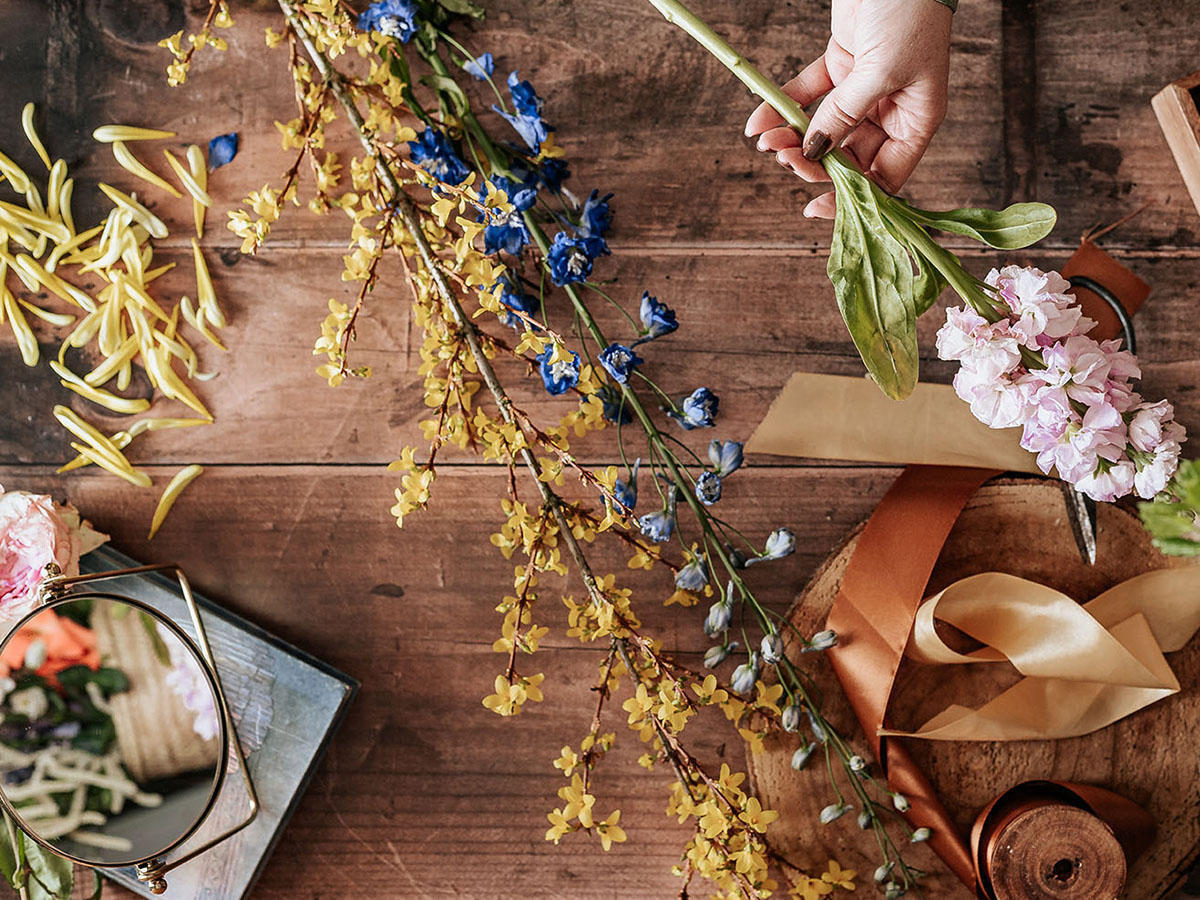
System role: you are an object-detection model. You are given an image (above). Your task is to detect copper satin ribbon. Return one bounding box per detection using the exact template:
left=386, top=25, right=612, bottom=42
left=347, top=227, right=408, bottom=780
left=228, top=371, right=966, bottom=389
left=820, top=243, right=1154, bottom=896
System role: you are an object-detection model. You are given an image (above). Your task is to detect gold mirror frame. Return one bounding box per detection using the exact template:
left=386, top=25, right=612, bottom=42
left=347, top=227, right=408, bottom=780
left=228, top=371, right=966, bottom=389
left=0, top=563, right=259, bottom=894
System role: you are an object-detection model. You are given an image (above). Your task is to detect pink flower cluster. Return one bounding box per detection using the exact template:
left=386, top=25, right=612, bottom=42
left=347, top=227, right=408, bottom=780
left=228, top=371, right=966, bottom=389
left=936, top=266, right=1185, bottom=503
left=0, top=487, right=108, bottom=627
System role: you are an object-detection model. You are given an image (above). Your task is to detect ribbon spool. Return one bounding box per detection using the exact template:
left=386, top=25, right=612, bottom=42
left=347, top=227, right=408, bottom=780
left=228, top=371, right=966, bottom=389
left=970, top=782, right=1150, bottom=900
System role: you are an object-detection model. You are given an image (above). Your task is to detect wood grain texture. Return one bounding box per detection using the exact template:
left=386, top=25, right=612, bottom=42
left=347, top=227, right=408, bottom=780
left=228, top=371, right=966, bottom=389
left=0, top=0, right=1199, bottom=897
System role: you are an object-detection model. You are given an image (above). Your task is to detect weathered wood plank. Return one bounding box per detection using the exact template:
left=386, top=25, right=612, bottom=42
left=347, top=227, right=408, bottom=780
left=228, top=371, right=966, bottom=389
left=0, top=464, right=900, bottom=900
left=3, top=248, right=1197, bottom=469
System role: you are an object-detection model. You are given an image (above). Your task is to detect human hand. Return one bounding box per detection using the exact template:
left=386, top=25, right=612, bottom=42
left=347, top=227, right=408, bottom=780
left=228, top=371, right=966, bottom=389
left=745, top=0, right=953, bottom=219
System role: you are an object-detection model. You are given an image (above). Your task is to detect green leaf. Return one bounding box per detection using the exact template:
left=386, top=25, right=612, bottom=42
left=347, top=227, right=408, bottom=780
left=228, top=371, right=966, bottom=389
left=419, top=74, right=469, bottom=115
left=899, top=200, right=1057, bottom=250
left=86, top=871, right=103, bottom=900
left=0, top=816, right=20, bottom=890
left=437, top=0, right=486, bottom=18
left=827, top=165, right=918, bottom=399
left=1139, top=460, right=1200, bottom=555
left=140, top=612, right=173, bottom=667
left=21, top=833, right=72, bottom=899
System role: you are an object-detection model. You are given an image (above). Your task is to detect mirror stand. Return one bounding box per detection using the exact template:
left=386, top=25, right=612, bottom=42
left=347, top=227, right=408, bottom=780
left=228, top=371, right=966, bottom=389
left=13, top=563, right=261, bottom=894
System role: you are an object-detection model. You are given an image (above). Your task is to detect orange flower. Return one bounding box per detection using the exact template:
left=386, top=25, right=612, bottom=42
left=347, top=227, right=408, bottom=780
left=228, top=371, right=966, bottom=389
left=0, top=611, right=99, bottom=681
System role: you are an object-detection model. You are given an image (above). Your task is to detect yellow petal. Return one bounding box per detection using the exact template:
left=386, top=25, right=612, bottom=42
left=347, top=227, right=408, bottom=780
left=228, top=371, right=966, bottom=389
left=112, top=141, right=182, bottom=198
left=187, top=144, right=207, bottom=239
left=21, top=102, right=52, bottom=170
left=97, top=183, right=168, bottom=239
left=162, top=149, right=212, bottom=206
left=190, top=238, right=224, bottom=328
left=52, top=361, right=150, bottom=415
left=1, top=289, right=38, bottom=366
left=148, top=464, right=203, bottom=539
left=92, top=125, right=176, bottom=143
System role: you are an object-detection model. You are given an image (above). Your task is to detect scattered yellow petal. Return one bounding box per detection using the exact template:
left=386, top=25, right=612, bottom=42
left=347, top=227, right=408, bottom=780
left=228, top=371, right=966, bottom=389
left=21, top=102, right=52, bottom=170
left=92, top=125, right=176, bottom=143
left=112, top=141, right=183, bottom=198
left=163, top=149, right=212, bottom=207
left=148, top=464, right=204, bottom=539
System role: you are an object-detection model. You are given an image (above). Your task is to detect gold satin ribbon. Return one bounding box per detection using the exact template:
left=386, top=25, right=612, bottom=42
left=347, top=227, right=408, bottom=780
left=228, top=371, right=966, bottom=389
left=882, top=568, right=1200, bottom=741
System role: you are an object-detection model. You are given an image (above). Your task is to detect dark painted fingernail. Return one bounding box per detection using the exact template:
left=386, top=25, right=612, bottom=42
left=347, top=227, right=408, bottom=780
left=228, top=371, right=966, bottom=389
left=802, top=130, right=832, bottom=161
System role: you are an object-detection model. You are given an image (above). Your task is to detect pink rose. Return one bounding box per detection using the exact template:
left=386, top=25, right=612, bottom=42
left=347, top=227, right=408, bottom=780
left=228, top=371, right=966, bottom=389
left=0, top=487, right=108, bottom=628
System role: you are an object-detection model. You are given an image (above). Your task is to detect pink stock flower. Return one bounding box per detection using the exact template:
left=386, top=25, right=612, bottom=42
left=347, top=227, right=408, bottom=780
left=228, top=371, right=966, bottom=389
left=0, top=487, right=108, bottom=628
left=1134, top=442, right=1181, bottom=499
left=935, top=307, right=1021, bottom=379
left=1075, top=459, right=1137, bottom=503
left=1036, top=335, right=1113, bottom=405
left=953, top=368, right=1033, bottom=429
left=986, top=265, right=1094, bottom=348
left=1128, top=400, right=1180, bottom=453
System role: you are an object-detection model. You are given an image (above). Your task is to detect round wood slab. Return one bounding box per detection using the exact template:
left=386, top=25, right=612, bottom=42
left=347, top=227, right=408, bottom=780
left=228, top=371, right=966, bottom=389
left=748, top=477, right=1200, bottom=900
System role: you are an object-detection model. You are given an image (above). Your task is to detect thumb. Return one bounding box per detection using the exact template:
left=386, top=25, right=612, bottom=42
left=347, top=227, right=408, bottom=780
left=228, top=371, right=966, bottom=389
left=802, top=71, right=882, bottom=160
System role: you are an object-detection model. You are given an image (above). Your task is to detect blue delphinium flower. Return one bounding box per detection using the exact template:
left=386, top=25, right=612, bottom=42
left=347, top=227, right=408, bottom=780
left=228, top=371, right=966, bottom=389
left=208, top=133, right=238, bottom=170
left=695, top=471, right=722, bottom=506
left=479, top=176, right=537, bottom=256
left=495, top=276, right=537, bottom=329
left=539, top=158, right=571, bottom=193
left=598, top=343, right=643, bottom=385
left=745, top=527, right=796, bottom=566
left=536, top=347, right=580, bottom=395
left=613, top=459, right=639, bottom=511
left=408, top=128, right=470, bottom=185
left=488, top=174, right=538, bottom=210
left=463, top=52, right=494, bottom=81
left=577, top=190, right=613, bottom=257
left=667, top=387, right=718, bottom=430
left=730, top=651, right=760, bottom=695
left=357, top=0, right=419, bottom=40
left=597, top=384, right=632, bottom=425
left=675, top=554, right=707, bottom=591
left=637, top=486, right=676, bottom=543
left=493, top=70, right=549, bottom=152
left=633, top=291, right=678, bottom=345
left=547, top=232, right=596, bottom=285
left=708, top=440, right=744, bottom=477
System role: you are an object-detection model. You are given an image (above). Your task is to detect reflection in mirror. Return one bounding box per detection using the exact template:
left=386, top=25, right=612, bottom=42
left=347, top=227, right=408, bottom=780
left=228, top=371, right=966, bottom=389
left=0, top=597, right=224, bottom=866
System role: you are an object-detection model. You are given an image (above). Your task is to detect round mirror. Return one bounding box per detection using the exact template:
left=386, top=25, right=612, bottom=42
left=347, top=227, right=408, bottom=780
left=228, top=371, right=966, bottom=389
left=0, top=594, right=226, bottom=867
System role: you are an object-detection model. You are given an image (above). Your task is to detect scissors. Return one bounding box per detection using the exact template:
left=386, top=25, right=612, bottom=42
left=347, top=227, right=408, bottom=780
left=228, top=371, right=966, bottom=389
left=1061, top=275, right=1137, bottom=565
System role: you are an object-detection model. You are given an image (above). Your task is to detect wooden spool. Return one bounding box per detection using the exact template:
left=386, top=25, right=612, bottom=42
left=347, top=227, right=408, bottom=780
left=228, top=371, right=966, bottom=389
left=747, top=478, right=1200, bottom=900
left=985, top=802, right=1125, bottom=900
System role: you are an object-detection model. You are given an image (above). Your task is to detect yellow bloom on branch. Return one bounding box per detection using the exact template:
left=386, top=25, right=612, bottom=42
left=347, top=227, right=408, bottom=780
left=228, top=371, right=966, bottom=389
left=821, top=860, right=856, bottom=891
left=738, top=797, right=779, bottom=834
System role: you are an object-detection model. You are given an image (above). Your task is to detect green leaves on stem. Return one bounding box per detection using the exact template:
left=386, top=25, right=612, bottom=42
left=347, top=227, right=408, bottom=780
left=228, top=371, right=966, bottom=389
left=646, top=0, right=1058, bottom=399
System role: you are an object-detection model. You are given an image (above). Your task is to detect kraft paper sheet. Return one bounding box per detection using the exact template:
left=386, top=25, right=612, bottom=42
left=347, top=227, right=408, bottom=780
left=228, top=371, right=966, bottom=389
left=745, top=372, right=1044, bottom=473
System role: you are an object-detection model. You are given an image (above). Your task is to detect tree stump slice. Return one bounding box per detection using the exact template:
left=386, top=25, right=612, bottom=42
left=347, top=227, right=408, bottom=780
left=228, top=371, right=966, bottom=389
left=747, top=477, right=1200, bottom=900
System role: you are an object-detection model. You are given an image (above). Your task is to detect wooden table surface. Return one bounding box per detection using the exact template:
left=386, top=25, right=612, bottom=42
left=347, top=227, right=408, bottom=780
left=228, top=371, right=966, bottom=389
left=2, top=0, right=1200, bottom=897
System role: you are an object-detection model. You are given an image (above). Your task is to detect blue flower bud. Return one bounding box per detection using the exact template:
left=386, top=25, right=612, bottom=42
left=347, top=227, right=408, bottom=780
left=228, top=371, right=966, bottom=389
left=857, top=810, right=873, bottom=830
left=745, top=527, right=795, bottom=566
left=695, top=471, right=722, bottom=506
left=911, top=827, right=931, bottom=843
left=760, top=632, right=784, bottom=665
left=818, top=802, right=851, bottom=824
left=790, top=743, right=815, bottom=770
left=806, top=708, right=827, bottom=744
left=704, top=642, right=737, bottom=669
left=874, top=863, right=894, bottom=883
left=781, top=704, right=801, bottom=733
left=892, top=793, right=910, bottom=812
left=848, top=755, right=867, bottom=773
left=463, top=52, right=494, bottom=80
left=613, top=459, right=640, bottom=511
left=730, top=651, right=759, bottom=695
left=637, top=487, right=676, bottom=543
left=806, top=629, right=838, bottom=652
left=704, top=600, right=733, bottom=637
left=675, top=555, right=708, bottom=591
left=707, top=440, right=744, bottom=477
